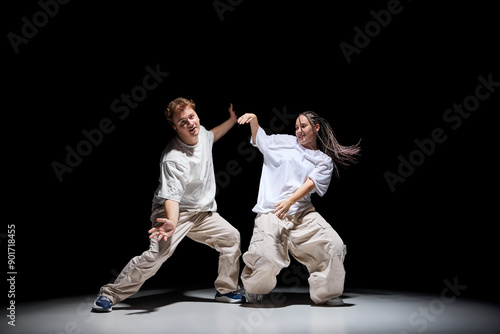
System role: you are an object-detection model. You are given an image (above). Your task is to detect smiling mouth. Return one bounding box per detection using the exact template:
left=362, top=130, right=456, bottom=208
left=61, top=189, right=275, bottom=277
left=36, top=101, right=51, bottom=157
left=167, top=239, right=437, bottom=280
left=188, top=126, right=197, bottom=133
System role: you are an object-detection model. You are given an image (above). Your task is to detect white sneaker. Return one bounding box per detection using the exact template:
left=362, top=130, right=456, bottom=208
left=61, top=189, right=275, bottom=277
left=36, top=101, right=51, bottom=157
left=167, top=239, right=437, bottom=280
left=245, top=291, right=264, bottom=303
left=326, top=297, right=344, bottom=306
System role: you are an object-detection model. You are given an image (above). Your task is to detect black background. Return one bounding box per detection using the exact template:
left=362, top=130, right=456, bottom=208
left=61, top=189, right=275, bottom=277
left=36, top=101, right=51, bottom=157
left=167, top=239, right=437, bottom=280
left=4, top=0, right=499, bottom=303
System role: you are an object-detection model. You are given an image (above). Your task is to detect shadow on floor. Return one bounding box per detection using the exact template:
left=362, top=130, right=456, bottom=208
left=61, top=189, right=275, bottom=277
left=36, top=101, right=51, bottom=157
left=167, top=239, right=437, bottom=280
left=94, top=287, right=359, bottom=314
left=239, top=291, right=356, bottom=309
left=103, top=289, right=219, bottom=315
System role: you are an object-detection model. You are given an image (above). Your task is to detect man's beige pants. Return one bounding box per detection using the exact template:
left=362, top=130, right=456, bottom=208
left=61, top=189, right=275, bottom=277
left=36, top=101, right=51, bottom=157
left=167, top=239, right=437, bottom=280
left=99, top=205, right=241, bottom=305
left=241, top=207, right=346, bottom=304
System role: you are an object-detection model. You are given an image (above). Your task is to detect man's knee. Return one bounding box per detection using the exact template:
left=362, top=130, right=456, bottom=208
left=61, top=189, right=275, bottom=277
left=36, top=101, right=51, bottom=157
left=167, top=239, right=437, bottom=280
left=220, top=226, right=241, bottom=247
left=229, top=226, right=240, bottom=243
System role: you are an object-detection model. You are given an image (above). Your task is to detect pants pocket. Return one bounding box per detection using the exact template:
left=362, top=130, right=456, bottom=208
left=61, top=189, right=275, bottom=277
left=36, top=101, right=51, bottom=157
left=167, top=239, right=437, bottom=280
left=242, top=237, right=264, bottom=267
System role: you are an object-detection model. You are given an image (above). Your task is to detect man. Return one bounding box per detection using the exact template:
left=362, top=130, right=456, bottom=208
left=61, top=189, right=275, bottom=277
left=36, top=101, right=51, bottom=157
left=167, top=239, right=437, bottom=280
left=92, top=97, right=243, bottom=312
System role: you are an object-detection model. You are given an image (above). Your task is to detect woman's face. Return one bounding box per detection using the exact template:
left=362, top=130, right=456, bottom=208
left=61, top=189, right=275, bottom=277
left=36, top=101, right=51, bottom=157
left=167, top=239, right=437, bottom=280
left=295, top=115, right=319, bottom=149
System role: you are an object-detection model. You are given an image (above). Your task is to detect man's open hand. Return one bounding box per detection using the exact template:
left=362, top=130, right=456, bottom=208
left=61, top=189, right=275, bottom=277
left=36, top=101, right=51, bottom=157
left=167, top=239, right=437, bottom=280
left=148, top=218, right=176, bottom=241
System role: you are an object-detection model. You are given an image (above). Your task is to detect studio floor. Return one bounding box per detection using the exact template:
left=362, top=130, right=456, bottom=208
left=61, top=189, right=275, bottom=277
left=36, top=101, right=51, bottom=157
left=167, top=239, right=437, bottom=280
left=4, top=287, right=500, bottom=334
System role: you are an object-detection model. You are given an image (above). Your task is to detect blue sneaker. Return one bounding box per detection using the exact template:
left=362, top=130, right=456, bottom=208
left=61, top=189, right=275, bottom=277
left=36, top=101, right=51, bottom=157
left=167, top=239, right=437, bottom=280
left=92, top=295, right=113, bottom=312
left=214, top=291, right=244, bottom=303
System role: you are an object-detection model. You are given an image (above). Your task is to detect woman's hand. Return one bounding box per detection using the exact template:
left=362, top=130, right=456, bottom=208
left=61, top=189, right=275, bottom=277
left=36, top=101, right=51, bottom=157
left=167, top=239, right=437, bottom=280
left=274, top=199, right=293, bottom=220
left=238, top=112, right=259, bottom=146
left=237, top=113, right=257, bottom=125
left=148, top=218, right=176, bottom=241
left=274, top=179, right=316, bottom=220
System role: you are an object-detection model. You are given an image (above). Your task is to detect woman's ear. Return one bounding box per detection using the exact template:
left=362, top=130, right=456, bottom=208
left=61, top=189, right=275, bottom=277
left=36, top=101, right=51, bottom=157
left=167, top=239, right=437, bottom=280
left=315, top=123, right=320, bottom=132
left=172, top=125, right=178, bottom=133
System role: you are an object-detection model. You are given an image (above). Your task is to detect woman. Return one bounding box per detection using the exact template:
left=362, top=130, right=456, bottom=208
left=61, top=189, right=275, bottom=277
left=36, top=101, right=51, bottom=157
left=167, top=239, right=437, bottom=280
left=237, top=111, right=360, bottom=305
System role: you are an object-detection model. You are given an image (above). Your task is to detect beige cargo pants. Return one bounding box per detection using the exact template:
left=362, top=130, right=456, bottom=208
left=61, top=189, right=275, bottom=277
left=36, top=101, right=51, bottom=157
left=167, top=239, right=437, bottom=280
left=99, top=204, right=241, bottom=305
left=241, top=207, right=346, bottom=304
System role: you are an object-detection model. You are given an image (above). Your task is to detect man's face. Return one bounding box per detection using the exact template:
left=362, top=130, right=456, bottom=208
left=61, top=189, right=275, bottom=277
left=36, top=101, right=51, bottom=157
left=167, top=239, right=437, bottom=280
left=172, top=106, right=200, bottom=144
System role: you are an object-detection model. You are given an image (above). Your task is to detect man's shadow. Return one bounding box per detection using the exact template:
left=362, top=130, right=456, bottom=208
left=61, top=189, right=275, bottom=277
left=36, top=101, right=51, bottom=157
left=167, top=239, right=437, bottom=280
left=108, top=289, right=219, bottom=315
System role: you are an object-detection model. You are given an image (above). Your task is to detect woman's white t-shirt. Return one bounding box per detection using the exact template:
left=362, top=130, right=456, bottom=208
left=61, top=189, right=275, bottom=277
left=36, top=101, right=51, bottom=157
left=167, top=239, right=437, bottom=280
left=251, top=127, right=334, bottom=215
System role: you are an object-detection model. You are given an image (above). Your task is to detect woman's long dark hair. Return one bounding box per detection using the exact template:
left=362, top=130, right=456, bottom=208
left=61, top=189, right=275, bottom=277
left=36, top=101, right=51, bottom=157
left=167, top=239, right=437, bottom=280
left=299, top=111, right=361, bottom=177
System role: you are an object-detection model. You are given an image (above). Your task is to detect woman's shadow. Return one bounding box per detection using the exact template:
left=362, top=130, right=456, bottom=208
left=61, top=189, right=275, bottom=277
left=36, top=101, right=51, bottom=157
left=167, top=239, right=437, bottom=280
left=239, top=290, right=356, bottom=309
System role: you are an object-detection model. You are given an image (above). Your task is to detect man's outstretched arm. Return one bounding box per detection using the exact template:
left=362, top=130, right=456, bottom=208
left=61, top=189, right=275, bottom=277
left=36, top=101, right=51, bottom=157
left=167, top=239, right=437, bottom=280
left=210, top=103, right=237, bottom=142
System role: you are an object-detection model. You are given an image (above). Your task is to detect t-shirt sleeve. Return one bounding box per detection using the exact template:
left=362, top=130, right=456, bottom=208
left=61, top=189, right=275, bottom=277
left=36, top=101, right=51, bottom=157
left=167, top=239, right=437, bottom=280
left=308, top=158, right=334, bottom=197
left=251, top=126, right=295, bottom=153
left=204, top=126, right=214, bottom=147
left=156, top=159, right=190, bottom=203
left=250, top=126, right=267, bottom=150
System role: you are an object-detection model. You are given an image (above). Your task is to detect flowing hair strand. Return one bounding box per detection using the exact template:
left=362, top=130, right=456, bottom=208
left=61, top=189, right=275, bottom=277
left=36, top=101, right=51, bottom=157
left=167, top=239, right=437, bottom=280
left=300, top=111, right=361, bottom=178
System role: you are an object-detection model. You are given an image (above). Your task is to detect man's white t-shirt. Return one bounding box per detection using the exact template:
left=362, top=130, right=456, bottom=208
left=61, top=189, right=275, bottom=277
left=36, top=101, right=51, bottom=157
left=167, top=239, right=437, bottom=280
left=252, top=127, right=334, bottom=215
left=152, top=126, right=217, bottom=212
